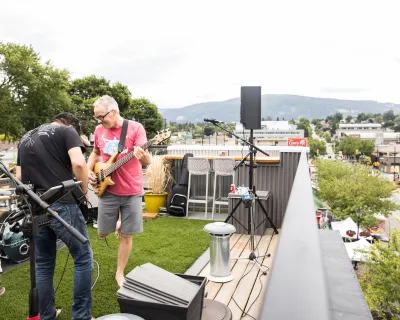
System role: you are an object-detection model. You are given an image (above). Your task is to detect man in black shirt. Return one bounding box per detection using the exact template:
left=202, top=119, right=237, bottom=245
left=16, top=113, right=94, bottom=320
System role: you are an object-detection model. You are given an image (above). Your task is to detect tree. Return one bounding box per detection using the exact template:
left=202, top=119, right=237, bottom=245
left=322, top=131, right=332, bottom=143
left=374, top=114, right=384, bottom=124
left=358, top=139, right=375, bottom=156
left=0, top=42, right=71, bottom=139
left=68, top=75, right=134, bottom=135
left=356, top=112, right=372, bottom=123
left=336, top=136, right=374, bottom=158
left=332, top=112, right=343, bottom=123
left=311, top=118, right=323, bottom=126
left=309, top=137, right=326, bottom=158
left=316, top=160, right=398, bottom=228
left=68, top=76, right=164, bottom=137
left=383, top=109, right=396, bottom=122
left=124, top=98, right=164, bottom=139
left=345, top=115, right=353, bottom=123
left=296, top=117, right=312, bottom=137
left=360, top=229, right=400, bottom=319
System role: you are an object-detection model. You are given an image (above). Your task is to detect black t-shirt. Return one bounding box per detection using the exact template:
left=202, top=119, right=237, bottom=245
left=17, top=123, right=85, bottom=203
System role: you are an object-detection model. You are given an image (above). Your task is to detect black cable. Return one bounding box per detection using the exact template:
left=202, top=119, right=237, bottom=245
left=230, top=241, right=270, bottom=319
left=242, top=246, right=270, bottom=317
left=229, top=243, right=260, bottom=319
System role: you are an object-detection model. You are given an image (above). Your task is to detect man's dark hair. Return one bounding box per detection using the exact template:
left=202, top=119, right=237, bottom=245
left=52, top=112, right=82, bottom=135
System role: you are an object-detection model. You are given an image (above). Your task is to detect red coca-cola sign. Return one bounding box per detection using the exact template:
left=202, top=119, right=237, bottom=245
left=287, top=138, right=308, bottom=147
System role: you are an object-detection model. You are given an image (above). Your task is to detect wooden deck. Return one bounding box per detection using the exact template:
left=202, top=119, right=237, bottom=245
left=198, top=228, right=280, bottom=320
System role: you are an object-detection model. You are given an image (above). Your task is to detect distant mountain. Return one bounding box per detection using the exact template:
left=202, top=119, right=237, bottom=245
left=159, top=94, right=400, bottom=123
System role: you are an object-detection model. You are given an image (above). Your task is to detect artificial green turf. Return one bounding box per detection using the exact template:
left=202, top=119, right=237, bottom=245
left=0, top=217, right=210, bottom=319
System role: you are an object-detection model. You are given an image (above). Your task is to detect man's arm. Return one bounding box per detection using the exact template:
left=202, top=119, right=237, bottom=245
left=16, top=166, right=21, bottom=181
left=86, top=149, right=101, bottom=185
left=68, top=147, right=88, bottom=194
left=86, top=149, right=101, bottom=171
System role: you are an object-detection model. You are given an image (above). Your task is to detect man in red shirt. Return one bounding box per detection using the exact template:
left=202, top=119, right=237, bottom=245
left=87, top=95, right=151, bottom=287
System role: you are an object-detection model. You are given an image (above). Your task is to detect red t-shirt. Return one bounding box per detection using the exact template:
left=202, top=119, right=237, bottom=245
left=94, top=120, right=147, bottom=196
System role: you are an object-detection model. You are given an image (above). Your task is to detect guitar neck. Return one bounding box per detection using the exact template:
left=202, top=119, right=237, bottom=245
left=104, top=139, right=154, bottom=176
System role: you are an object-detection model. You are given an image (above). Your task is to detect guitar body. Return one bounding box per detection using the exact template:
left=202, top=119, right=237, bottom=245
left=92, top=129, right=171, bottom=197
left=93, top=152, right=119, bottom=197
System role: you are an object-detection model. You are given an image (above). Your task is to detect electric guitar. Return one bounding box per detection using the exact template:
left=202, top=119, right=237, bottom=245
left=92, top=129, right=171, bottom=197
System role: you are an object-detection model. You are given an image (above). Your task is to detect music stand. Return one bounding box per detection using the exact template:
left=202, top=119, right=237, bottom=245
left=0, top=161, right=87, bottom=320
left=203, top=121, right=278, bottom=274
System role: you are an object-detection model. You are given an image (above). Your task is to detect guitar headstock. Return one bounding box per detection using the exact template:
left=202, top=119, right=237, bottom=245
left=153, top=129, right=171, bottom=145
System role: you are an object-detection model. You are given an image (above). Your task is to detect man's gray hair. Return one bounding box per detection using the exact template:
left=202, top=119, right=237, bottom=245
left=93, top=95, right=119, bottom=112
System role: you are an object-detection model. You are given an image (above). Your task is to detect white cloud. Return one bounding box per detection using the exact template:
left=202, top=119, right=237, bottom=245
left=1, top=0, right=400, bottom=108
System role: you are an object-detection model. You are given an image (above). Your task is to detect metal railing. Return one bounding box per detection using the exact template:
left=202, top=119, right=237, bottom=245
left=259, top=151, right=331, bottom=320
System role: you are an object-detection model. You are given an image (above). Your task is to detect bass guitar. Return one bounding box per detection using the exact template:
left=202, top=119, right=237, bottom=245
left=93, top=129, right=171, bottom=197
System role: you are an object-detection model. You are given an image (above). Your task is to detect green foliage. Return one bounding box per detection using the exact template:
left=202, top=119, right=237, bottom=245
left=0, top=42, right=71, bottom=139
left=345, top=115, right=353, bottom=123
left=316, top=160, right=398, bottom=228
left=322, top=131, right=332, bottom=143
left=311, top=118, right=323, bottom=126
left=359, top=155, right=372, bottom=166
left=325, top=112, right=343, bottom=134
left=68, top=76, right=164, bottom=138
left=356, top=112, right=374, bottom=123
left=69, top=76, right=134, bottom=135
left=360, top=229, right=400, bottom=318
left=309, top=137, right=326, bottom=158
left=0, top=218, right=210, bottom=320
left=296, top=117, right=312, bottom=137
left=383, top=109, right=396, bottom=122
left=125, top=98, right=164, bottom=139
left=336, top=136, right=375, bottom=157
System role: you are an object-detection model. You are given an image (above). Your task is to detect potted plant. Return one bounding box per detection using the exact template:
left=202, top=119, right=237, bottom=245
left=143, top=155, right=173, bottom=214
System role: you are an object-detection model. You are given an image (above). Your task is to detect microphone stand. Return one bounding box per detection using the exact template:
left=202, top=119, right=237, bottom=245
left=204, top=121, right=279, bottom=275
left=0, top=162, right=88, bottom=320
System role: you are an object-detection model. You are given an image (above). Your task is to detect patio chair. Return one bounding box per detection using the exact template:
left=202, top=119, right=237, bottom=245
left=186, top=157, right=213, bottom=219
left=212, top=157, right=235, bottom=219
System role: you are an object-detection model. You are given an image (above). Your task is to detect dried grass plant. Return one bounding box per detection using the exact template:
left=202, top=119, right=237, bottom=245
left=145, top=155, right=173, bottom=194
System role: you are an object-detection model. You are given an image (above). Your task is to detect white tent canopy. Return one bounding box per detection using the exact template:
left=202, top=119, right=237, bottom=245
left=344, top=238, right=372, bottom=262
left=331, top=217, right=362, bottom=240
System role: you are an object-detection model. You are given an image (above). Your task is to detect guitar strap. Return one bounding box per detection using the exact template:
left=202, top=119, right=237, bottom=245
left=118, top=119, right=129, bottom=154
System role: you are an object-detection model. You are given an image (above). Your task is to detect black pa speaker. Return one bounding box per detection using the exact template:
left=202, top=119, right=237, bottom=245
left=240, top=86, right=261, bottom=129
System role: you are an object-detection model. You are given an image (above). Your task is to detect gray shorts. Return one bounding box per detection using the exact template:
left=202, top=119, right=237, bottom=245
left=97, top=192, right=143, bottom=235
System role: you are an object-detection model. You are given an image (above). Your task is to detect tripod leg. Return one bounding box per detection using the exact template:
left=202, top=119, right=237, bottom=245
left=253, top=258, right=268, bottom=275
left=257, top=197, right=279, bottom=234
left=224, top=198, right=243, bottom=224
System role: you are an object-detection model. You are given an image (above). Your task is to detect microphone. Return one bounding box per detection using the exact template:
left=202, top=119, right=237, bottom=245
left=204, top=118, right=225, bottom=124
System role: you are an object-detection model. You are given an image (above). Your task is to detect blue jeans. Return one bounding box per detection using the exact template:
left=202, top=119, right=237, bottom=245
left=35, top=203, right=93, bottom=320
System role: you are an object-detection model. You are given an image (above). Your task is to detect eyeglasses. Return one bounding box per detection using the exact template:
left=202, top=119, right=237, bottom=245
left=94, top=110, right=113, bottom=121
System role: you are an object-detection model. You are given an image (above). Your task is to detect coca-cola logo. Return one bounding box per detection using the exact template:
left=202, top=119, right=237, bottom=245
left=288, top=138, right=307, bottom=146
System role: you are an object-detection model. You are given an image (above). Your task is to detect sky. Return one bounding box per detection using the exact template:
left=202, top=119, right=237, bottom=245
left=1, top=0, right=400, bottom=109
